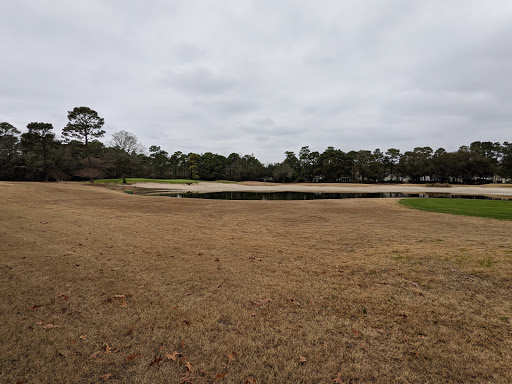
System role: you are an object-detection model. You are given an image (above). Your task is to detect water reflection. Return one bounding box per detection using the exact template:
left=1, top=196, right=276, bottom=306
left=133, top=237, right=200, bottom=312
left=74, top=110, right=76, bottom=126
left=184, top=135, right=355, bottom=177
left=149, top=191, right=511, bottom=201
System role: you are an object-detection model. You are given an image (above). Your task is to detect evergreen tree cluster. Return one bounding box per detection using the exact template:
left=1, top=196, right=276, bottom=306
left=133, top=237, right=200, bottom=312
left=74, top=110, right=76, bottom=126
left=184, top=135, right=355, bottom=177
left=1, top=107, right=511, bottom=183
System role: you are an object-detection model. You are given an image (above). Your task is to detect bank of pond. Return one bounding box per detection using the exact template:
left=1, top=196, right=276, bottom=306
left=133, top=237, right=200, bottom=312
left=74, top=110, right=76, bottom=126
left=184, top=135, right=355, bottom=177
left=139, top=191, right=511, bottom=221
left=142, top=191, right=511, bottom=201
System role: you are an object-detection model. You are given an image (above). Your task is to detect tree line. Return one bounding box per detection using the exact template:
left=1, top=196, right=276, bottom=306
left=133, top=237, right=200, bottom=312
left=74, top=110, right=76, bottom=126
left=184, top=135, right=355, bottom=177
left=1, top=106, right=511, bottom=184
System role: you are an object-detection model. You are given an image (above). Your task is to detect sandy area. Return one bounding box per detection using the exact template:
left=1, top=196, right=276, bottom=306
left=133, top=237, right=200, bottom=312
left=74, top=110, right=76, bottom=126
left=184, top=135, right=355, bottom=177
left=133, top=181, right=512, bottom=197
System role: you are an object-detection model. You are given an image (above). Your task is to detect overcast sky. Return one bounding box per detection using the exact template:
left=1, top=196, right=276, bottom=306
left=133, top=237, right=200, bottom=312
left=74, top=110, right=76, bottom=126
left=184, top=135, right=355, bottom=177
left=1, top=1, right=511, bottom=163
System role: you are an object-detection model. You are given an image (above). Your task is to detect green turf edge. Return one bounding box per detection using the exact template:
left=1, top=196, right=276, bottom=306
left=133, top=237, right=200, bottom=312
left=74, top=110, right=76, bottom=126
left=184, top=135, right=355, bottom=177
left=399, top=198, right=512, bottom=221
left=92, top=178, right=235, bottom=184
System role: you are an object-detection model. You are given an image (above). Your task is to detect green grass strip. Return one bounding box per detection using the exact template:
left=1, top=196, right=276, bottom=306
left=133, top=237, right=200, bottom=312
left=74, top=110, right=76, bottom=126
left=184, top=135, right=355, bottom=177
left=94, top=178, right=200, bottom=184
left=399, top=198, right=512, bottom=221
left=93, top=178, right=235, bottom=184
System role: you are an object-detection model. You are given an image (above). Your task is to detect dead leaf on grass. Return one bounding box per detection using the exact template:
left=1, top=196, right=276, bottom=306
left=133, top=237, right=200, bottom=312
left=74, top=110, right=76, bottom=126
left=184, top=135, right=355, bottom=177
left=126, top=352, right=140, bottom=361
left=351, top=328, right=362, bottom=338
left=180, top=371, right=195, bottom=384
left=185, top=361, right=193, bottom=371
left=79, top=335, right=87, bottom=340
left=100, top=373, right=112, bottom=381
left=166, top=351, right=181, bottom=361
left=179, top=355, right=189, bottom=364
left=299, top=355, right=308, bottom=364
left=42, top=323, right=59, bottom=330
left=90, top=351, right=101, bottom=359
left=104, top=343, right=112, bottom=354
left=228, top=352, right=236, bottom=363
left=214, top=373, right=226, bottom=381
left=331, top=372, right=344, bottom=383
left=59, top=294, right=69, bottom=301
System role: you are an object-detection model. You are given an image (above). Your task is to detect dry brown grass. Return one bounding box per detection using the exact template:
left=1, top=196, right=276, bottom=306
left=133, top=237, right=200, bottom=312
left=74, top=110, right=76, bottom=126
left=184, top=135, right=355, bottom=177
left=1, top=182, right=511, bottom=384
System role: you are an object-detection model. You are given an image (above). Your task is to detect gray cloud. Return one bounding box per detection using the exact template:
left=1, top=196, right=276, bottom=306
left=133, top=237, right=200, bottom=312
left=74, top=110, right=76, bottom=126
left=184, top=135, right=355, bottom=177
left=1, top=0, right=511, bottom=163
left=162, top=67, right=237, bottom=96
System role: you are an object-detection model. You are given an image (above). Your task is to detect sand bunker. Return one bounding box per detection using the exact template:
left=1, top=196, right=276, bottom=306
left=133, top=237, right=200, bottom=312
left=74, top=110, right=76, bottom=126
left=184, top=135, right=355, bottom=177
left=133, top=181, right=512, bottom=197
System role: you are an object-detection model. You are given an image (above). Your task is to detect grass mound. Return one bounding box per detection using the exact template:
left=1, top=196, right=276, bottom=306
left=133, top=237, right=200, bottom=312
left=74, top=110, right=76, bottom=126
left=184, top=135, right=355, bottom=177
left=400, top=198, right=512, bottom=220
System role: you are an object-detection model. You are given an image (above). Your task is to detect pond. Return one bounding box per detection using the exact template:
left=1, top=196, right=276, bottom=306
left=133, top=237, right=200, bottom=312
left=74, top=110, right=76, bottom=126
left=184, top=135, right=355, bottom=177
left=144, top=191, right=511, bottom=201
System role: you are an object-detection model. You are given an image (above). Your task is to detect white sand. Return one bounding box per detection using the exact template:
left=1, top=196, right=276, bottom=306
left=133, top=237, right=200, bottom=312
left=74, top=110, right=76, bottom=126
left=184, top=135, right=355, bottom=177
left=133, top=181, right=512, bottom=197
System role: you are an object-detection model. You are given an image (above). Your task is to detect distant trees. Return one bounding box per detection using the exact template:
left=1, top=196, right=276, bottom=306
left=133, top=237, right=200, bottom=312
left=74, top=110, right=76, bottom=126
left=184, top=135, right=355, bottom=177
left=169, top=151, right=189, bottom=179
left=1, top=108, right=511, bottom=184
left=108, top=131, right=144, bottom=183
left=20, top=122, right=57, bottom=182
left=197, top=152, right=226, bottom=180
left=431, top=148, right=449, bottom=183
left=62, top=107, right=105, bottom=182
left=0, top=122, right=21, bottom=180
left=110, top=130, right=144, bottom=154
left=225, top=153, right=242, bottom=180
left=273, top=163, right=293, bottom=182
left=354, top=150, right=373, bottom=181
left=399, top=147, right=433, bottom=183
left=385, top=148, right=401, bottom=181
left=240, top=154, right=264, bottom=181
left=282, top=151, right=299, bottom=181
left=501, top=142, right=512, bottom=179
left=316, top=147, right=352, bottom=182
left=298, top=146, right=311, bottom=181
left=149, top=146, right=170, bottom=179
left=272, top=143, right=512, bottom=184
